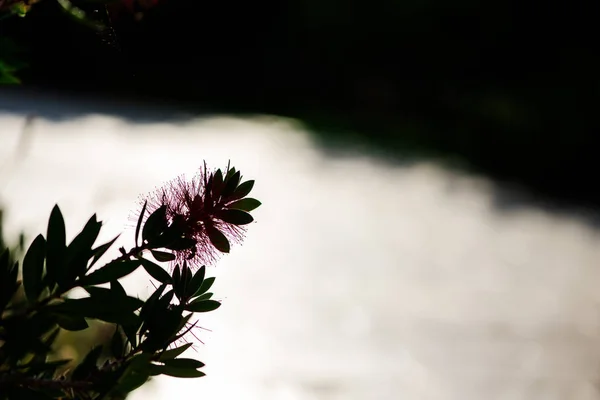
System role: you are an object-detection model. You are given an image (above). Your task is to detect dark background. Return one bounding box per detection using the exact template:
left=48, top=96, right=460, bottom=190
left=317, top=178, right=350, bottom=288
left=2, top=1, right=599, bottom=209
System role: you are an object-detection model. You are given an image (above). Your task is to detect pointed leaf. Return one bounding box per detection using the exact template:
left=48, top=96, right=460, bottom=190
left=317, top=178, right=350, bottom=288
left=79, top=260, right=141, bottom=286
left=227, top=198, right=261, bottom=212
left=111, top=326, right=125, bottom=358
left=192, top=277, right=215, bottom=298
left=72, top=345, right=103, bottom=381
left=142, top=205, right=167, bottom=243
left=230, top=180, right=254, bottom=200
left=186, top=265, right=205, bottom=298
left=23, top=234, right=46, bottom=302
left=46, top=205, right=66, bottom=288
left=222, top=170, right=240, bottom=197
left=194, top=292, right=213, bottom=301
left=206, top=226, right=230, bottom=253
left=135, top=200, right=147, bottom=247
left=157, top=365, right=206, bottom=378
left=185, top=299, right=221, bottom=313
left=89, top=234, right=120, bottom=268
left=163, top=358, right=205, bottom=369
left=65, top=214, right=102, bottom=283
left=151, top=250, right=176, bottom=262
left=217, top=209, right=254, bottom=225
left=111, top=279, right=127, bottom=297
left=158, top=343, right=193, bottom=362
left=56, top=314, right=88, bottom=331
left=140, top=258, right=172, bottom=283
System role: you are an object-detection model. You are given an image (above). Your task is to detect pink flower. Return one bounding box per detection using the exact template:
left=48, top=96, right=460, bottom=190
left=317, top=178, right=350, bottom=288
left=138, top=162, right=260, bottom=268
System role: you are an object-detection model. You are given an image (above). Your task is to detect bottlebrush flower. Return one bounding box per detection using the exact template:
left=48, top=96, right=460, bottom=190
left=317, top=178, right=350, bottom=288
left=136, top=162, right=261, bottom=268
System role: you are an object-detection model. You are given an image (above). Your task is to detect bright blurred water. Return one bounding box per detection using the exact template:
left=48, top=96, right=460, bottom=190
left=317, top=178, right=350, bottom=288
left=2, top=93, right=600, bottom=400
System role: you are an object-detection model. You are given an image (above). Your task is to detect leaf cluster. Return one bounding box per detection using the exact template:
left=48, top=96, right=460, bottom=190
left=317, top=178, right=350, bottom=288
left=0, top=166, right=261, bottom=399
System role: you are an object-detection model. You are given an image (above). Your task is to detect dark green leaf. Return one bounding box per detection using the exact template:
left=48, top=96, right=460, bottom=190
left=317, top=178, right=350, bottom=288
left=113, top=353, right=152, bottom=394
left=43, top=327, right=61, bottom=349
left=172, top=264, right=181, bottom=297
left=206, top=226, right=230, bottom=253
left=194, top=292, right=213, bottom=301
left=163, top=358, right=205, bottom=369
left=192, top=277, right=215, bottom=298
left=65, top=214, right=102, bottom=283
left=217, top=209, right=254, bottom=225
left=111, top=279, right=126, bottom=297
left=151, top=249, right=176, bottom=262
left=186, top=265, right=205, bottom=298
left=155, top=365, right=206, bottom=378
left=79, top=260, right=141, bottom=286
left=89, top=234, right=120, bottom=268
left=224, top=166, right=236, bottom=182
left=72, top=345, right=103, bottom=381
left=140, top=258, right=172, bottom=283
left=135, top=200, right=147, bottom=247
left=111, top=326, right=125, bottom=358
left=142, top=205, right=167, bottom=243
left=55, top=314, right=88, bottom=331
left=84, top=286, right=143, bottom=309
left=185, top=299, right=221, bottom=313
left=46, top=205, right=66, bottom=290
left=222, top=170, right=240, bottom=197
left=23, top=234, right=46, bottom=302
left=212, top=169, right=224, bottom=199
left=230, top=180, right=255, bottom=200
left=139, top=282, right=167, bottom=321
left=158, top=343, right=193, bottom=362
left=122, top=318, right=141, bottom=349
left=227, top=198, right=262, bottom=212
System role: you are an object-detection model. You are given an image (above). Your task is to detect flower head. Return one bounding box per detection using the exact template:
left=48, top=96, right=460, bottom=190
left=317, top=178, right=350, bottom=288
left=137, top=162, right=261, bottom=268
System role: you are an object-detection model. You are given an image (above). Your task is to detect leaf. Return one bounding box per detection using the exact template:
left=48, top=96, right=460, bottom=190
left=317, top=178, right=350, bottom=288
left=84, top=286, right=143, bottom=310
left=227, top=198, right=261, bottom=212
left=151, top=250, right=176, bottom=262
left=111, top=326, right=125, bottom=358
left=79, top=260, right=141, bottom=286
left=217, top=209, right=254, bottom=225
left=194, top=292, right=213, bottom=301
left=139, top=282, right=167, bottom=321
left=46, top=205, right=66, bottom=289
left=72, top=345, right=103, bottom=381
left=140, top=258, right=172, bottom=283
left=89, top=234, right=120, bottom=269
left=206, top=226, right=230, bottom=253
left=192, top=277, right=215, bottom=298
left=55, top=314, right=88, bottom=331
left=51, top=288, right=142, bottom=325
left=211, top=169, right=224, bottom=198
left=230, top=180, right=255, bottom=200
left=65, top=214, right=102, bottom=283
left=186, top=265, right=205, bottom=298
left=158, top=343, right=193, bottom=362
left=163, top=358, right=205, bottom=369
left=155, top=365, right=206, bottom=378
left=222, top=170, right=240, bottom=197
left=185, top=299, right=221, bottom=313
left=113, top=353, right=152, bottom=394
left=23, top=234, right=46, bottom=302
left=135, top=200, right=147, bottom=247
left=142, top=205, right=167, bottom=243
left=111, top=280, right=127, bottom=297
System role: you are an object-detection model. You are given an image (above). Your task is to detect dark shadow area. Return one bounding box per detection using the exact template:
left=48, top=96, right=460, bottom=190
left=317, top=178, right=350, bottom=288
left=1, top=1, right=598, bottom=211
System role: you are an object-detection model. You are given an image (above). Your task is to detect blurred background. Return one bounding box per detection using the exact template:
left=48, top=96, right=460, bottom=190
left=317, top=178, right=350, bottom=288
left=1, top=1, right=600, bottom=399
